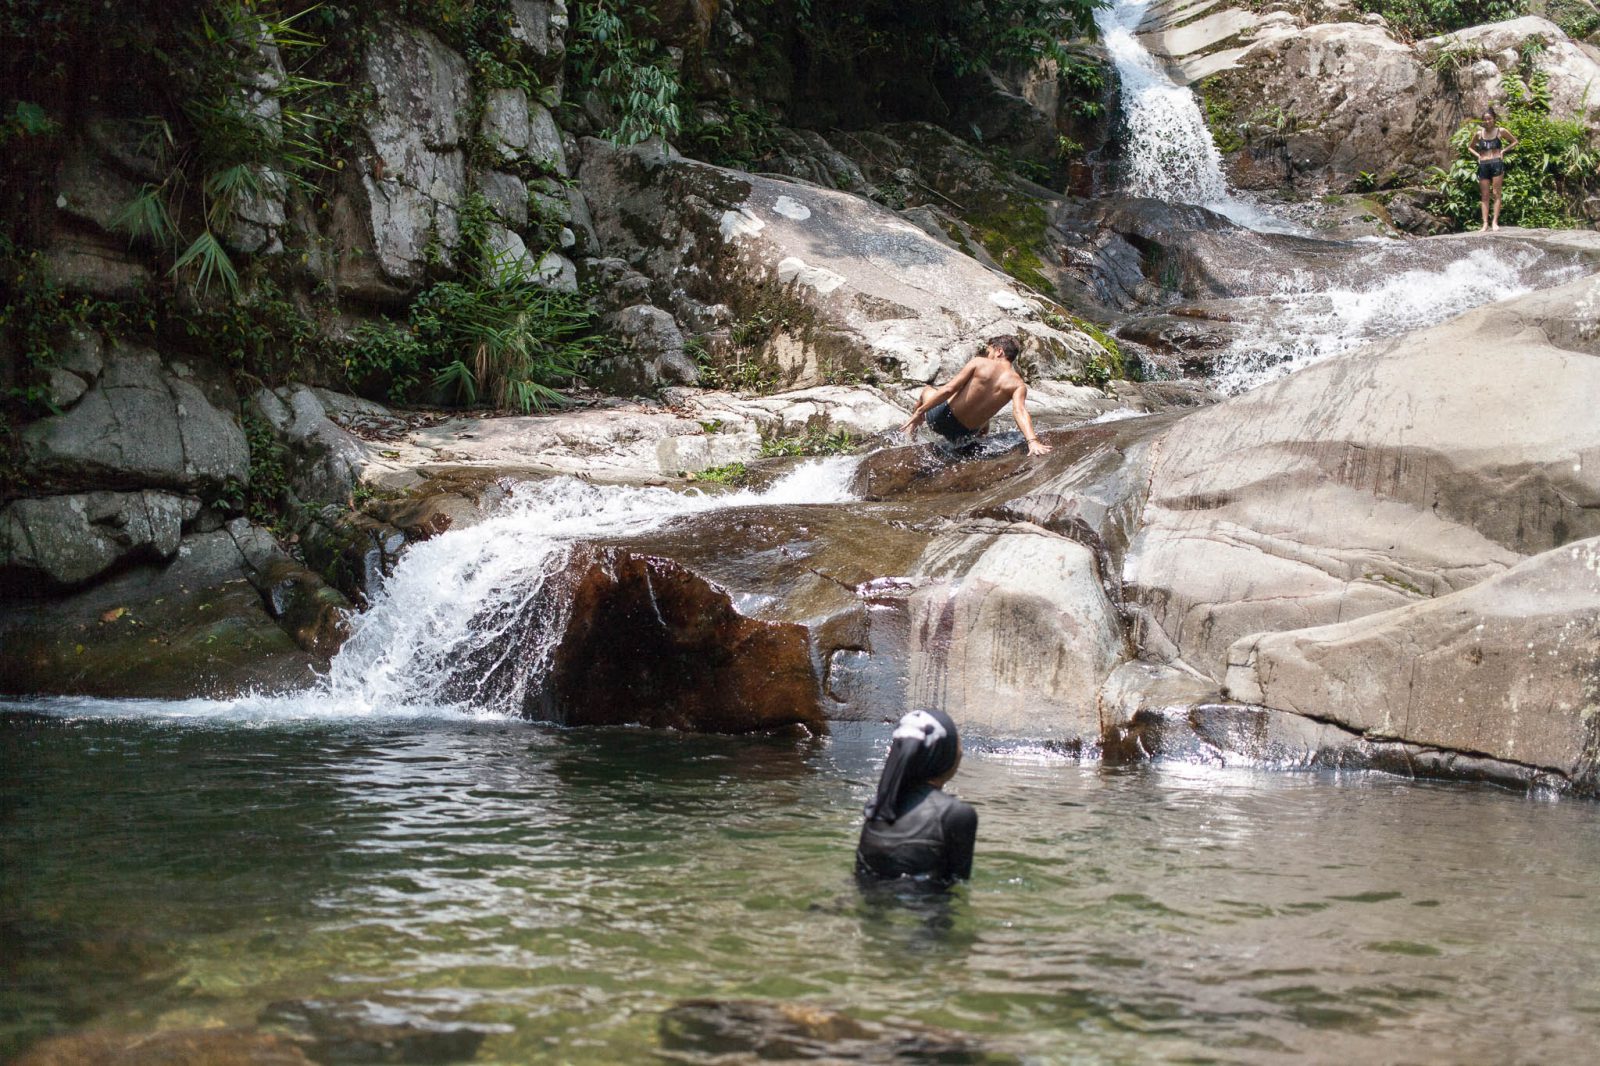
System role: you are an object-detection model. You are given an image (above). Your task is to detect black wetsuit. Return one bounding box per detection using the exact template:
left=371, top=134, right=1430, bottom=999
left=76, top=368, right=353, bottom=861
left=855, top=785, right=978, bottom=883
left=1476, top=134, right=1505, bottom=180
left=926, top=401, right=979, bottom=444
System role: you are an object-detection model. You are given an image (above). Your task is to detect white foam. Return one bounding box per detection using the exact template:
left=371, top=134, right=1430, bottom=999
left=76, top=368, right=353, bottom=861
left=1209, top=246, right=1581, bottom=394
left=1096, top=0, right=1299, bottom=233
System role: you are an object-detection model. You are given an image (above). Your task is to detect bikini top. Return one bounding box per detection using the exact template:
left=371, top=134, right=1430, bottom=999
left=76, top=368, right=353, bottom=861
left=1476, top=132, right=1502, bottom=152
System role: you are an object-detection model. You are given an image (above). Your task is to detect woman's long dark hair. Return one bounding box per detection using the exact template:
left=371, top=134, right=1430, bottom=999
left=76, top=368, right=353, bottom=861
left=864, top=709, right=960, bottom=824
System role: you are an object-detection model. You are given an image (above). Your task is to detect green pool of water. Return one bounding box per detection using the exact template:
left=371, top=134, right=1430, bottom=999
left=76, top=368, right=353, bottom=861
left=3, top=700, right=1598, bottom=1063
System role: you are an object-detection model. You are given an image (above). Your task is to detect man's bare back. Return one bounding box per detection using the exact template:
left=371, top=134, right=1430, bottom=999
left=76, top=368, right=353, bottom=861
left=901, top=337, right=1052, bottom=456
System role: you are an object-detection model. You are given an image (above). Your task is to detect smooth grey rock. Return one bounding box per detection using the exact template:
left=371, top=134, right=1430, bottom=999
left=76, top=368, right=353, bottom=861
left=476, top=170, right=530, bottom=228
left=21, top=342, right=248, bottom=492
left=1125, top=267, right=1600, bottom=682
left=250, top=385, right=367, bottom=505
left=612, top=304, right=696, bottom=387
left=355, top=26, right=472, bottom=286
left=577, top=138, right=1109, bottom=388
left=1225, top=536, right=1600, bottom=788
left=480, top=87, right=532, bottom=162
left=508, top=0, right=568, bottom=61
left=865, top=521, right=1128, bottom=745
left=528, top=101, right=567, bottom=173
left=54, top=328, right=105, bottom=378
left=44, top=368, right=87, bottom=408
left=1, top=490, right=200, bottom=588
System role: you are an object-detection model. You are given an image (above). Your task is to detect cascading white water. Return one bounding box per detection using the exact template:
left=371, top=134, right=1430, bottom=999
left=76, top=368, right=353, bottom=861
left=1207, top=245, right=1586, bottom=394
left=1097, top=0, right=1228, bottom=205
left=1095, top=0, right=1292, bottom=231
left=322, top=457, right=863, bottom=714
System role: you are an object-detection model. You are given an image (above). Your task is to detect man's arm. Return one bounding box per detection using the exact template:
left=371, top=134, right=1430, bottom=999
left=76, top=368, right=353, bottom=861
left=1011, top=383, right=1051, bottom=455
left=900, top=358, right=979, bottom=435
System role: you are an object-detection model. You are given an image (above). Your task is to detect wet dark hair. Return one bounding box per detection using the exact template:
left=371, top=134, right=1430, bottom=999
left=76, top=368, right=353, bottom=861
left=986, top=335, right=1021, bottom=361
left=864, top=709, right=961, bottom=824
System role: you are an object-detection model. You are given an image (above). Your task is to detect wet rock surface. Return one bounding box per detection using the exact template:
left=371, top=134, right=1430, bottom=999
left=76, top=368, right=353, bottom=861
left=0, top=525, right=324, bottom=699
left=528, top=546, right=826, bottom=732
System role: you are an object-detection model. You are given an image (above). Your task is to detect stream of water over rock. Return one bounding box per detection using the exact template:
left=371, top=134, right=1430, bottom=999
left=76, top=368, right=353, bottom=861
left=1095, top=0, right=1587, bottom=391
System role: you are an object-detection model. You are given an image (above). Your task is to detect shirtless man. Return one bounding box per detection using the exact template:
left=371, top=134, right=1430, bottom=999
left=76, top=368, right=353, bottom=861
left=900, top=335, right=1052, bottom=456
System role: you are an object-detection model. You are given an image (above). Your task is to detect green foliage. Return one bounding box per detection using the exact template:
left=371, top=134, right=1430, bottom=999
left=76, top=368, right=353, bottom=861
left=1197, top=81, right=1244, bottom=153
left=179, top=276, right=323, bottom=384
left=346, top=254, right=600, bottom=411
left=0, top=100, right=56, bottom=144
left=238, top=411, right=292, bottom=526
left=680, top=98, right=785, bottom=170
left=567, top=1, right=683, bottom=145
left=759, top=425, right=857, bottom=458
left=685, top=462, right=749, bottom=486
left=1355, top=0, right=1519, bottom=39
left=94, top=2, right=338, bottom=297
left=1431, top=71, right=1598, bottom=229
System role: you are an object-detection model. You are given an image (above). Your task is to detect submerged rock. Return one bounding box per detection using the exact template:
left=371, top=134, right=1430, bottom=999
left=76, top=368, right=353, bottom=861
left=658, top=998, right=1011, bottom=1064
left=11, top=1028, right=311, bottom=1066
left=260, top=997, right=494, bottom=1064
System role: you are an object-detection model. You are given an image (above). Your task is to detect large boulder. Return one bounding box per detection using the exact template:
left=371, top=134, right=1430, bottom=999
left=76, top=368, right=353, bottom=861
left=0, top=490, right=199, bottom=592
left=249, top=385, right=368, bottom=506
left=526, top=546, right=826, bottom=732
left=577, top=138, right=1111, bottom=389
left=20, top=341, right=248, bottom=495
left=1224, top=537, right=1600, bottom=792
left=1124, top=268, right=1600, bottom=683
left=332, top=26, right=471, bottom=297
left=872, top=521, right=1129, bottom=745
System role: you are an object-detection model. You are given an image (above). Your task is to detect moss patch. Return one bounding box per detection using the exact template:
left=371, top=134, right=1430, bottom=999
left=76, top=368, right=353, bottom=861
left=966, top=200, right=1053, bottom=294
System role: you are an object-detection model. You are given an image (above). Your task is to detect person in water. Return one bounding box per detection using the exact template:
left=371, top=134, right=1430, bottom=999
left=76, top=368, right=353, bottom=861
left=856, top=709, right=977, bottom=884
left=900, top=336, right=1053, bottom=456
left=1469, top=108, right=1518, bottom=231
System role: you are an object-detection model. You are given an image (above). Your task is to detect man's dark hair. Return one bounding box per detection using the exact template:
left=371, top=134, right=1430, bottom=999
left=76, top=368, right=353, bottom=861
left=986, top=335, right=1021, bottom=361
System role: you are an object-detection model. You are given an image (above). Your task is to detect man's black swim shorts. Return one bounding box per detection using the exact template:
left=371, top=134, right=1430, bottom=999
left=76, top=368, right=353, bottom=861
left=927, top=401, right=978, bottom=443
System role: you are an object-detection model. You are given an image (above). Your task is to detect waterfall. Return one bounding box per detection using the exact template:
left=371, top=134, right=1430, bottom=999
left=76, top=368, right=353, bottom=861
left=322, top=457, right=863, bottom=714
left=1095, top=0, right=1288, bottom=230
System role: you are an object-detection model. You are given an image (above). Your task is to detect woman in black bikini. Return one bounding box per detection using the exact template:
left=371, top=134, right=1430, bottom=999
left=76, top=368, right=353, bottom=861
left=1469, top=107, right=1518, bottom=231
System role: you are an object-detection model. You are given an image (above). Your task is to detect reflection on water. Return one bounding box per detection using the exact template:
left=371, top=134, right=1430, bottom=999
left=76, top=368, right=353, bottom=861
left=3, top=703, right=1599, bottom=1062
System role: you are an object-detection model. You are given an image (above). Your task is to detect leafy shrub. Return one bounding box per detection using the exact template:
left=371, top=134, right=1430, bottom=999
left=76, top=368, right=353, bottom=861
left=759, top=426, right=857, bottom=458
left=567, top=1, right=683, bottom=145
left=1356, top=0, right=1520, bottom=39
left=1431, top=71, right=1598, bottom=229
left=346, top=255, right=600, bottom=412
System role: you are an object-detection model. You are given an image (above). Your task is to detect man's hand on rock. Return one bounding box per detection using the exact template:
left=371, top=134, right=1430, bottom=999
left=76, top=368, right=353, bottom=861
left=1026, top=437, right=1052, bottom=456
